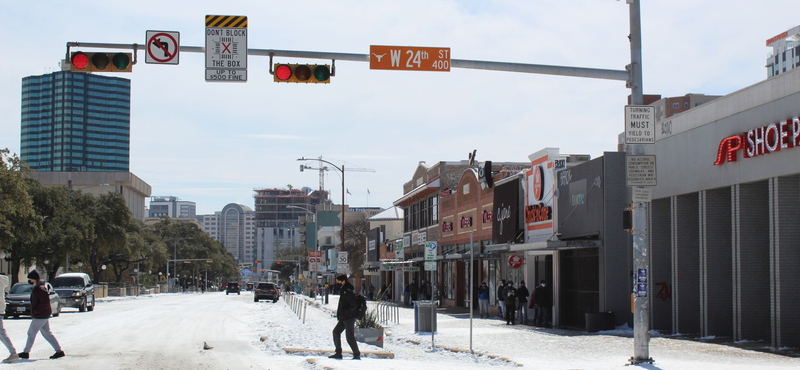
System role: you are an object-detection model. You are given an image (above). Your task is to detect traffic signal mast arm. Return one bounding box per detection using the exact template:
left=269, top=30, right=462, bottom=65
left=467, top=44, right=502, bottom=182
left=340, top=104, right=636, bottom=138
left=65, top=41, right=630, bottom=82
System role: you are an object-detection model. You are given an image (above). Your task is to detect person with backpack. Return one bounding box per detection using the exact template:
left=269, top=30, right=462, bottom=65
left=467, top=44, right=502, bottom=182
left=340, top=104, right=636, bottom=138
left=330, top=274, right=360, bottom=360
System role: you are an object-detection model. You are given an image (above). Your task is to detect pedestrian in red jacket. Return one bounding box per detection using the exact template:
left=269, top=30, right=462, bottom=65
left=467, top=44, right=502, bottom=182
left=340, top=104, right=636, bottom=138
left=19, top=270, right=64, bottom=360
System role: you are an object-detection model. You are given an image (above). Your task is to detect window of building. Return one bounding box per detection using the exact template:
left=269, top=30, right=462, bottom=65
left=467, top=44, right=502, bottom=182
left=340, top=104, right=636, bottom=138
left=420, top=199, right=428, bottom=228
left=684, top=102, right=689, bottom=108
left=429, top=196, right=438, bottom=225
left=672, top=103, right=679, bottom=109
left=404, top=206, right=410, bottom=231
left=659, top=105, right=663, bottom=112
left=411, top=203, right=419, bottom=231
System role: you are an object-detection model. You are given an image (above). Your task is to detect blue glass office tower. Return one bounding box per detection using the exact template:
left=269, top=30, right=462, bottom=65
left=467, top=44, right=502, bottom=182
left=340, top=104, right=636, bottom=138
left=20, top=71, right=130, bottom=172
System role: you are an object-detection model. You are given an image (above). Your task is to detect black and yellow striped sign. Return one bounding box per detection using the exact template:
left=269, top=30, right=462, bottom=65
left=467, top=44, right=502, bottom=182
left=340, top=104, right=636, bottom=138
left=205, top=15, right=247, bottom=28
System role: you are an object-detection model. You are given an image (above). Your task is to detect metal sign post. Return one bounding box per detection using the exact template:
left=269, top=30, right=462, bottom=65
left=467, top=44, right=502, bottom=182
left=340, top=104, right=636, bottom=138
left=627, top=0, right=654, bottom=365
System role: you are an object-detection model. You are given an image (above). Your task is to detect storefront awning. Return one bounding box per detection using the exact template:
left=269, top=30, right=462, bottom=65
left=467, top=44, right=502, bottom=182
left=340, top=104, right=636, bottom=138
left=393, top=178, right=440, bottom=207
left=509, top=239, right=603, bottom=251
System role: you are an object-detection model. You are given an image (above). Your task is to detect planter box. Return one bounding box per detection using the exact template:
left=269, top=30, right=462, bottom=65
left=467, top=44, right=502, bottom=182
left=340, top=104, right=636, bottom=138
left=355, top=328, right=384, bottom=348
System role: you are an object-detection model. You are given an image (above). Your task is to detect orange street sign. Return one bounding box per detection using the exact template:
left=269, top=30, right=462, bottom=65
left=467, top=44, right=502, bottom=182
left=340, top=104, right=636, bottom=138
left=370, top=45, right=450, bottom=72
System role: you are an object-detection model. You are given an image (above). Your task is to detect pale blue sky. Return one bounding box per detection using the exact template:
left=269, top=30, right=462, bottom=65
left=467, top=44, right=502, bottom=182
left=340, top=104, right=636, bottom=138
left=1, top=1, right=795, bottom=214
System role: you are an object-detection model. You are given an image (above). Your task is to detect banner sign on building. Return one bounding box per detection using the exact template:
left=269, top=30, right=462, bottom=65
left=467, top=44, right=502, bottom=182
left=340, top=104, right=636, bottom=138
left=557, top=156, right=605, bottom=239
left=492, top=178, right=523, bottom=244
left=395, top=238, right=404, bottom=260
left=525, top=148, right=560, bottom=243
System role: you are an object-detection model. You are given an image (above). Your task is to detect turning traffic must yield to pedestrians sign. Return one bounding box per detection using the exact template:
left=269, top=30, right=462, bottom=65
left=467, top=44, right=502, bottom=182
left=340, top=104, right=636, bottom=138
left=145, top=30, right=180, bottom=65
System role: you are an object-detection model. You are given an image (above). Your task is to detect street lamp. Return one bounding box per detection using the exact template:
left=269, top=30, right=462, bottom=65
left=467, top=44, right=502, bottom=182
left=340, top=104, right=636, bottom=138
left=297, top=157, right=345, bottom=252
left=66, top=183, right=109, bottom=273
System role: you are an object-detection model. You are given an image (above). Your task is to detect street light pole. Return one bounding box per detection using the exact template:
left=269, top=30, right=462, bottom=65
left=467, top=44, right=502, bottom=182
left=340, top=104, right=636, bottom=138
left=298, top=157, right=346, bottom=253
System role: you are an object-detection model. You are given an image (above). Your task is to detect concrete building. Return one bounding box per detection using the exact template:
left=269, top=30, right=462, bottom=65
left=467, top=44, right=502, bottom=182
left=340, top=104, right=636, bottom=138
left=148, top=196, right=196, bottom=218
left=766, top=25, right=800, bottom=78
left=642, top=66, right=800, bottom=348
left=26, top=171, right=151, bottom=221
left=197, top=204, right=255, bottom=265
left=20, top=71, right=131, bottom=172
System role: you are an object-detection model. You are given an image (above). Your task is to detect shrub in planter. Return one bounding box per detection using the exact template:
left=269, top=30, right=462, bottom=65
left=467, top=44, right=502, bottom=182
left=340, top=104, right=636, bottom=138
left=356, top=310, right=384, bottom=348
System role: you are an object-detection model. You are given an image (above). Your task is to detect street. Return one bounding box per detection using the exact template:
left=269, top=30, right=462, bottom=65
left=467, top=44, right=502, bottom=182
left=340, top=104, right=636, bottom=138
left=0, top=291, right=797, bottom=369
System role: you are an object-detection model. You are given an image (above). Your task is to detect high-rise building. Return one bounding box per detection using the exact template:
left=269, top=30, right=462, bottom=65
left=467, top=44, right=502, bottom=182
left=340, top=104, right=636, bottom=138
left=20, top=71, right=131, bottom=172
left=766, top=25, right=800, bottom=78
left=196, top=204, right=255, bottom=265
left=149, top=196, right=197, bottom=218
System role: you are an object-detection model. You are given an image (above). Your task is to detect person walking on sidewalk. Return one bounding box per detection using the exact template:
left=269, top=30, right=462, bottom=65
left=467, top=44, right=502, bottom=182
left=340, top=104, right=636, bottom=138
left=19, top=270, right=64, bottom=360
left=516, top=281, right=530, bottom=324
left=0, top=274, right=19, bottom=363
left=497, top=280, right=506, bottom=319
left=504, top=282, right=517, bottom=325
left=478, top=282, right=489, bottom=318
left=330, top=274, right=360, bottom=360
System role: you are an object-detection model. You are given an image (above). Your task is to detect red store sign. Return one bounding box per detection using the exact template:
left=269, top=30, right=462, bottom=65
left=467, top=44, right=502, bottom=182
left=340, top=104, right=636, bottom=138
left=715, top=117, right=800, bottom=165
left=508, top=254, right=523, bottom=269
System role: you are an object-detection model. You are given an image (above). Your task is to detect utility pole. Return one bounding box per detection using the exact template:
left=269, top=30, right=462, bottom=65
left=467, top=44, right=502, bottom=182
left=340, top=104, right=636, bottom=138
left=627, top=0, right=653, bottom=365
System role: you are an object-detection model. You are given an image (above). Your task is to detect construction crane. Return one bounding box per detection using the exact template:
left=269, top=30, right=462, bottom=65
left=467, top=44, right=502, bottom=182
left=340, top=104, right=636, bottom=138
left=299, top=156, right=374, bottom=201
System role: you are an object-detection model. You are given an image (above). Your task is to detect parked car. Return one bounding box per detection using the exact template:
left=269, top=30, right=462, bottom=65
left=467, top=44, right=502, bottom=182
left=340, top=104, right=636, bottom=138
left=52, top=272, right=95, bottom=312
left=226, top=282, right=240, bottom=295
left=5, top=282, right=61, bottom=318
left=246, top=283, right=254, bottom=291
left=254, top=282, right=280, bottom=302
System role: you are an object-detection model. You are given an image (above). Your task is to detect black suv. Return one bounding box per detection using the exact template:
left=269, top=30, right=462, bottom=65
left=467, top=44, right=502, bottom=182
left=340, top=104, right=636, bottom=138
left=52, top=272, right=95, bottom=312
left=226, top=282, right=240, bottom=295
left=254, top=282, right=280, bottom=302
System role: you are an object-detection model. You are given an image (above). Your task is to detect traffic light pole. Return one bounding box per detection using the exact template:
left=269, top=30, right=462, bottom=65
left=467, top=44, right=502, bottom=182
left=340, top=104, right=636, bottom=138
left=64, top=42, right=629, bottom=83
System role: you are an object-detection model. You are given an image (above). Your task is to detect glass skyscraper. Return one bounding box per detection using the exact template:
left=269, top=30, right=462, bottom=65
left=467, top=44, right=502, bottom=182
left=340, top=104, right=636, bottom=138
left=20, top=71, right=130, bottom=172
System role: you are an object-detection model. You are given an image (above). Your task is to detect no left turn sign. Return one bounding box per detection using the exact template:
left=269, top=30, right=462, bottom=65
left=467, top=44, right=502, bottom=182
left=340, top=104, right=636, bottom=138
left=145, top=30, right=180, bottom=65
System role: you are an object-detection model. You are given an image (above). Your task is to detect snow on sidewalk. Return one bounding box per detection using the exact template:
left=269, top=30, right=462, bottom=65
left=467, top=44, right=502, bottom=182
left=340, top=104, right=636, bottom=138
left=253, top=294, right=799, bottom=370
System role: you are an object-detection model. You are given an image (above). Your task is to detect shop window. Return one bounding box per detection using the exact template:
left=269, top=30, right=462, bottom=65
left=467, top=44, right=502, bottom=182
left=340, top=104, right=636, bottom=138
left=420, top=199, right=428, bottom=228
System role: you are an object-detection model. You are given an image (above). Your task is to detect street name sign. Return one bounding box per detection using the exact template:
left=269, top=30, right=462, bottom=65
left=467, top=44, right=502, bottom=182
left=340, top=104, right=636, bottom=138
left=370, top=45, right=450, bottom=71
left=626, top=155, right=657, bottom=186
left=205, top=15, right=247, bottom=82
left=625, top=105, right=656, bottom=144
left=145, top=31, right=180, bottom=65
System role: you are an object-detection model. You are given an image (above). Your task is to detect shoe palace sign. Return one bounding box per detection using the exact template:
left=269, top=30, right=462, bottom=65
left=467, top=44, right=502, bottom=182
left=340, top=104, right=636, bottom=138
left=714, top=116, right=800, bottom=165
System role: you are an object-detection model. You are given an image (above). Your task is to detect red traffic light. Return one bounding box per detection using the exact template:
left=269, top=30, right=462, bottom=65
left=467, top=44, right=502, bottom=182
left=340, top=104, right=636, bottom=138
left=71, top=52, right=89, bottom=70
left=273, top=63, right=331, bottom=84
left=70, top=52, right=132, bottom=73
left=275, top=65, right=292, bottom=81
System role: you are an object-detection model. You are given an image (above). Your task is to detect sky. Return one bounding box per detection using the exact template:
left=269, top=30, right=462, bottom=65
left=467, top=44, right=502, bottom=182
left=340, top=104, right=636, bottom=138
left=1, top=1, right=797, bottom=215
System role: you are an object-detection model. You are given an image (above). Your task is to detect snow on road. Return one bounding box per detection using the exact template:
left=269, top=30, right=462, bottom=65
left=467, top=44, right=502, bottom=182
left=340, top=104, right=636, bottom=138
left=0, top=291, right=796, bottom=370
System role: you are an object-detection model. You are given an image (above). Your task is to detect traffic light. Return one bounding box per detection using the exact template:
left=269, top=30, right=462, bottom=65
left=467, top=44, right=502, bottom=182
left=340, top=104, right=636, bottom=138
left=273, top=63, right=330, bottom=84
left=70, top=52, right=133, bottom=73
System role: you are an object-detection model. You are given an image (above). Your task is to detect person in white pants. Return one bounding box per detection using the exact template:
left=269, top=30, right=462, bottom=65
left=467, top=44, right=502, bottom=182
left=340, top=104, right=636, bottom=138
left=18, top=270, right=64, bottom=360
left=0, top=274, right=19, bottom=363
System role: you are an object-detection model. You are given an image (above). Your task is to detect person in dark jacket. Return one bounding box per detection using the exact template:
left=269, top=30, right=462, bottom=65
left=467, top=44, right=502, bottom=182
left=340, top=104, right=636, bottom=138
left=533, top=280, right=552, bottom=327
left=19, top=270, right=64, bottom=360
left=419, top=280, right=429, bottom=300
left=330, top=274, right=360, bottom=360
left=409, top=279, right=419, bottom=301
left=516, top=281, right=530, bottom=324
left=497, top=280, right=506, bottom=319
left=504, top=282, right=517, bottom=325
